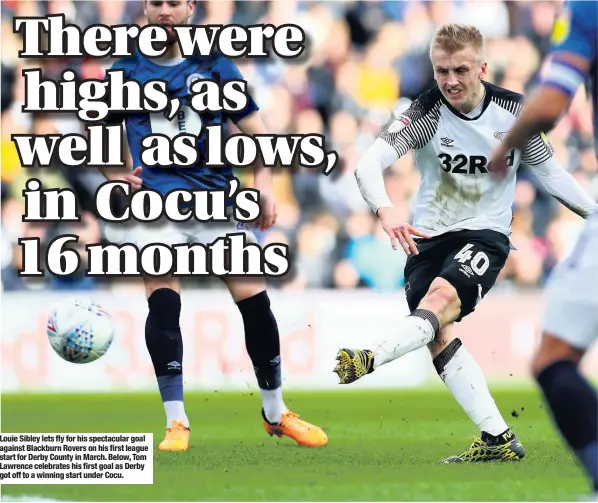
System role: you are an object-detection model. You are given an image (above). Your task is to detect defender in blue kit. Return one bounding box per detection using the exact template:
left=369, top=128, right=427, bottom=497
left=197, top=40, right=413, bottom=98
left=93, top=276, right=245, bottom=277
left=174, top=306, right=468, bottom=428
left=100, top=0, right=328, bottom=452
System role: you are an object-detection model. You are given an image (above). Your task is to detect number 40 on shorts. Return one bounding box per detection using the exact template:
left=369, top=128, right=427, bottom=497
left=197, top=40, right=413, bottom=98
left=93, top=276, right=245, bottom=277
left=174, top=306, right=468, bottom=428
left=454, top=243, right=490, bottom=276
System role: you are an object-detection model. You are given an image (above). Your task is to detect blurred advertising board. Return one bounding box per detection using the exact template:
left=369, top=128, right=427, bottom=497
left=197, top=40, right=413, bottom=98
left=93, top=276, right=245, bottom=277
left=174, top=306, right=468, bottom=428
left=2, top=289, right=596, bottom=392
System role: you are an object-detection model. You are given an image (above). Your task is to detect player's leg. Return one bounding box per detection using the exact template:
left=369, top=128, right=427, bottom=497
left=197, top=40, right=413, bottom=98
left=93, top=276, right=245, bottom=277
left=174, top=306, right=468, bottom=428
left=429, top=324, right=510, bottom=437
left=429, top=324, right=522, bottom=463
left=366, top=276, right=462, bottom=368
left=425, top=233, right=522, bottom=462
left=534, top=265, right=598, bottom=492
left=144, top=275, right=191, bottom=452
left=533, top=333, right=597, bottom=493
left=334, top=231, right=508, bottom=381
left=397, top=267, right=522, bottom=462
left=223, top=276, right=328, bottom=447
left=195, top=215, right=327, bottom=448
left=127, top=219, right=190, bottom=452
left=333, top=233, right=445, bottom=383
left=333, top=229, right=523, bottom=460
left=225, top=277, right=285, bottom=423
left=368, top=275, right=460, bottom=368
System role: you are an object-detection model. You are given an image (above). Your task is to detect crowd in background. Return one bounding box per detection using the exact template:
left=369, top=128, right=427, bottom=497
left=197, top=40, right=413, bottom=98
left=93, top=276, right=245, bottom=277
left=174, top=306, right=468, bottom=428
left=1, top=0, right=596, bottom=293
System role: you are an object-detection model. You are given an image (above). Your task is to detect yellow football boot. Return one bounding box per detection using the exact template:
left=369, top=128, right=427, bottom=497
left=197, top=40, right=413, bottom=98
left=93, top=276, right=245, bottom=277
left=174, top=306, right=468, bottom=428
left=333, top=348, right=375, bottom=384
left=440, top=430, right=525, bottom=463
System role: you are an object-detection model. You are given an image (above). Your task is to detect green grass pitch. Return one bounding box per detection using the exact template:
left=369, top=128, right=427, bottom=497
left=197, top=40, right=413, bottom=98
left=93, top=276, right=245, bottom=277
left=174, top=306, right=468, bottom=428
left=0, top=388, right=591, bottom=501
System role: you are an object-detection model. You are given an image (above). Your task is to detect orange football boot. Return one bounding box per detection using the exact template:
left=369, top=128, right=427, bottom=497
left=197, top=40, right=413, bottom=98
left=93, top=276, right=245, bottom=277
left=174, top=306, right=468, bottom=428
left=263, top=410, right=328, bottom=447
left=158, top=420, right=190, bottom=452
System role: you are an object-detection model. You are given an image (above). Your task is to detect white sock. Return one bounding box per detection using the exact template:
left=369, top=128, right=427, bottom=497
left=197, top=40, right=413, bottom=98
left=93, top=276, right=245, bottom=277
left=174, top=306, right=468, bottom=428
left=164, top=401, right=189, bottom=429
left=373, top=315, right=437, bottom=369
left=436, top=341, right=509, bottom=436
left=260, top=387, right=287, bottom=424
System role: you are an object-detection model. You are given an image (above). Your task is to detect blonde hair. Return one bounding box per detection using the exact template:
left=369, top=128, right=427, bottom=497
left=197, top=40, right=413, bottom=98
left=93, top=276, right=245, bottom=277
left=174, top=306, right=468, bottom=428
left=430, top=24, right=485, bottom=60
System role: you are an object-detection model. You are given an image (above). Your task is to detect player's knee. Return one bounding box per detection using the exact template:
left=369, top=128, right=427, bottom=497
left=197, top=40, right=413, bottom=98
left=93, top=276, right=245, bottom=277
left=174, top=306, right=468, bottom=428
left=531, top=332, right=583, bottom=378
left=225, top=277, right=267, bottom=303
left=144, top=276, right=180, bottom=299
left=424, top=278, right=461, bottom=311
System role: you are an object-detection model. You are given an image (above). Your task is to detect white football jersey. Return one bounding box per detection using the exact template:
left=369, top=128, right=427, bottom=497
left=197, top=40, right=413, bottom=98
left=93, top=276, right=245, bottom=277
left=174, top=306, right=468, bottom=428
left=564, top=211, right=598, bottom=269
left=541, top=212, right=598, bottom=350
left=379, top=81, right=554, bottom=237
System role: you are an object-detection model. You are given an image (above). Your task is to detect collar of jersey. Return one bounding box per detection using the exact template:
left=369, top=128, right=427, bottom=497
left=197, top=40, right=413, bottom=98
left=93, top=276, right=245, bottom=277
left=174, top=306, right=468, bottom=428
left=438, top=80, right=493, bottom=122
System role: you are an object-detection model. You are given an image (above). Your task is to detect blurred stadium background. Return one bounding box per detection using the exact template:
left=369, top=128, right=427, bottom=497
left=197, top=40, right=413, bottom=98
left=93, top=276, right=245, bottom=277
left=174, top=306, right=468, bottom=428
left=2, top=2, right=598, bottom=501
left=1, top=0, right=597, bottom=394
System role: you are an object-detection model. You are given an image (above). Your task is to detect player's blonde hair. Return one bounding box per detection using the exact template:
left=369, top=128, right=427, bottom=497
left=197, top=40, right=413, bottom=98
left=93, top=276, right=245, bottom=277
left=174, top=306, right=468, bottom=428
left=429, top=24, right=485, bottom=61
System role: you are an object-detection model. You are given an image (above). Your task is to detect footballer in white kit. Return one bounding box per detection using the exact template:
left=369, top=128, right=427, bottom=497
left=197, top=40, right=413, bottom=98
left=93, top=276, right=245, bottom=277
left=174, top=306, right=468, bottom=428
left=490, top=0, right=598, bottom=493
left=334, top=23, right=598, bottom=463
left=377, top=80, right=557, bottom=321
left=541, top=213, right=598, bottom=351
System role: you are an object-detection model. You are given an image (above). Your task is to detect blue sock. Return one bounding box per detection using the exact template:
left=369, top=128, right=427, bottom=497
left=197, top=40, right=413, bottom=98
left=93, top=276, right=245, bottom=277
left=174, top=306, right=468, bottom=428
left=157, top=374, right=183, bottom=402
left=537, top=360, right=598, bottom=490
left=145, top=289, right=187, bottom=428
left=577, top=442, right=598, bottom=492
left=157, top=375, right=187, bottom=427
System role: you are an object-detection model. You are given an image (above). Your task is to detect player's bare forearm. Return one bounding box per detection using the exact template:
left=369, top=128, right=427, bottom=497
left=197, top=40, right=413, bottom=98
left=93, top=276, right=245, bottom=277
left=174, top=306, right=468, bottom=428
left=236, top=111, right=277, bottom=229
left=253, top=164, right=273, bottom=190
left=236, top=111, right=268, bottom=138
left=503, top=52, right=590, bottom=151
left=502, top=88, right=567, bottom=151
left=236, top=112, right=273, bottom=188
left=99, top=162, right=134, bottom=182
left=99, top=166, right=127, bottom=181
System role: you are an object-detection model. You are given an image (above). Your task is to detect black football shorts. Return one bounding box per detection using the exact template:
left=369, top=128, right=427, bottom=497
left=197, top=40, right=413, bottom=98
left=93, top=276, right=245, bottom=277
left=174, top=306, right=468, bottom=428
left=403, top=229, right=511, bottom=322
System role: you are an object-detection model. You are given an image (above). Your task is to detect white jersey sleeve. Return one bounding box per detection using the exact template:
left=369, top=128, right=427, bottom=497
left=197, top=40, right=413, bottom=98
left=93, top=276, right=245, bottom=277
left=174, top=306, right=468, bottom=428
left=354, top=139, right=399, bottom=214
left=541, top=213, right=598, bottom=350
left=354, top=93, right=441, bottom=215
left=379, top=91, right=442, bottom=156
left=521, top=132, right=554, bottom=166
left=521, top=133, right=598, bottom=217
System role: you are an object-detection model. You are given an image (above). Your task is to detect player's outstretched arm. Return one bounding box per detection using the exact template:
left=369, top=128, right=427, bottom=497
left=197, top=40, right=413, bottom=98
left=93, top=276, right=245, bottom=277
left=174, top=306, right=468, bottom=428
left=513, top=130, right=598, bottom=218
left=236, top=112, right=277, bottom=231
left=355, top=138, right=431, bottom=255
left=528, top=154, right=598, bottom=219
left=491, top=1, right=595, bottom=170
left=492, top=52, right=590, bottom=160
left=354, top=137, right=397, bottom=215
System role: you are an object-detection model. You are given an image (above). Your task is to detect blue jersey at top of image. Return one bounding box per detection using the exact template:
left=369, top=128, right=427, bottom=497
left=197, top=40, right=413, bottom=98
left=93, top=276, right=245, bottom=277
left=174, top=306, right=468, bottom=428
left=108, top=52, right=259, bottom=195
left=548, top=0, right=597, bottom=145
